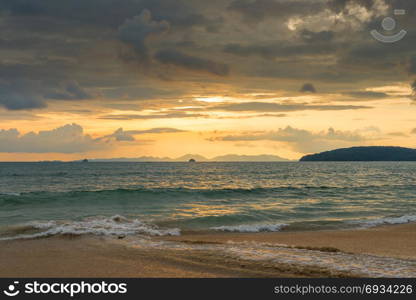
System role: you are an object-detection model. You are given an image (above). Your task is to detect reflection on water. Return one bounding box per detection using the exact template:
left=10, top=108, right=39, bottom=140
left=0, top=162, right=416, bottom=232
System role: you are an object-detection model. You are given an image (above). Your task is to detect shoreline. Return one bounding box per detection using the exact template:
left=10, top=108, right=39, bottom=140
left=0, top=223, right=415, bottom=278
left=164, top=222, right=416, bottom=260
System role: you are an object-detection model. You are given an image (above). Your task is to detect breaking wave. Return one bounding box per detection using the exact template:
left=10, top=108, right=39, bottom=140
left=0, top=215, right=180, bottom=241
left=211, top=223, right=288, bottom=233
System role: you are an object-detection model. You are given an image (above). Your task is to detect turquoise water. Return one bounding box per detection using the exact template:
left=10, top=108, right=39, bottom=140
left=1, top=162, right=416, bottom=239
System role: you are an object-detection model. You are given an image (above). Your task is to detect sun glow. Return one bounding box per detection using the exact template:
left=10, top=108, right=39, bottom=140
left=195, top=96, right=230, bottom=103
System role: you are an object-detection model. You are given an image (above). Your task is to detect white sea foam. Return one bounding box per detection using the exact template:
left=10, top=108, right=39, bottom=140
left=127, top=239, right=416, bottom=278
left=0, top=192, right=21, bottom=196
left=0, top=215, right=180, bottom=241
left=351, top=215, right=416, bottom=228
left=211, top=223, right=288, bottom=233
left=224, top=243, right=416, bottom=278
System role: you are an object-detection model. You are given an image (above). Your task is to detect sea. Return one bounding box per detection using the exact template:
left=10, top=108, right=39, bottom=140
left=1, top=161, right=415, bottom=239
left=1, top=161, right=416, bottom=277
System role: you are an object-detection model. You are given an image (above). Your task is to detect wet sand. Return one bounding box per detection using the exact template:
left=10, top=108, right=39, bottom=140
left=163, top=223, right=416, bottom=260
left=0, top=223, right=415, bottom=278
left=0, top=236, right=311, bottom=278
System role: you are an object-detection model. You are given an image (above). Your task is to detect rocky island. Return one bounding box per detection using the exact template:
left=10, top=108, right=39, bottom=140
left=300, top=146, right=416, bottom=161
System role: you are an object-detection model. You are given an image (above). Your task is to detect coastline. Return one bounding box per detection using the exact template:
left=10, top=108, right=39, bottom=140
left=163, top=222, right=416, bottom=260
left=0, top=223, right=415, bottom=278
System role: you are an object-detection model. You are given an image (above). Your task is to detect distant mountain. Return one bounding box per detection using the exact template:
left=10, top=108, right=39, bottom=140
left=300, top=146, right=416, bottom=161
left=90, top=154, right=290, bottom=162
left=89, top=157, right=172, bottom=162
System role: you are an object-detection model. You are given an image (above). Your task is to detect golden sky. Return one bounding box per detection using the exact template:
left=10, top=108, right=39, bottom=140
left=1, top=0, right=416, bottom=161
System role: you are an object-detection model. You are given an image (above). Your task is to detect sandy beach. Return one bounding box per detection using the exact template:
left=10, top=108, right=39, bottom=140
left=163, top=223, right=416, bottom=260
left=0, top=223, right=415, bottom=278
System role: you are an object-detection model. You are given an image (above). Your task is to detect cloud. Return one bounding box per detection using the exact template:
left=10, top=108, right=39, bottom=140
left=0, top=79, right=94, bottom=110
left=300, top=30, right=334, bottom=43
left=387, top=131, right=408, bottom=137
left=45, top=81, right=92, bottom=100
left=341, top=91, right=390, bottom=100
left=328, top=0, right=377, bottom=13
left=128, top=127, right=186, bottom=134
left=117, top=8, right=228, bottom=76
left=0, top=80, right=46, bottom=110
left=211, top=126, right=370, bottom=153
left=300, top=83, right=317, bottom=93
left=411, top=80, right=416, bottom=100
left=0, top=0, right=412, bottom=114
left=102, top=128, right=136, bottom=142
left=99, top=112, right=206, bottom=120
left=213, top=102, right=371, bottom=112
left=102, top=127, right=186, bottom=141
left=154, top=49, right=230, bottom=76
left=227, top=0, right=323, bottom=22
left=118, top=10, right=170, bottom=63
left=103, top=86, right=183, bottom=101
left=0, top=93, right=46, bottom=111
left=223, top=42, right=336, bottom=60
left=0, top=124, right=106, bottom=153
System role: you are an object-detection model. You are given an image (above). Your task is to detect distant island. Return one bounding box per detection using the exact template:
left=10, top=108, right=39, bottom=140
left=300, top=146, right=416, bottom=161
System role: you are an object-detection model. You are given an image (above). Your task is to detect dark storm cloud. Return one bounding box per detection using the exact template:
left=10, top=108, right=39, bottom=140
left=0, top=0, right=214, bottom=29
left=0, top=80, right=46, bottom=110
left=329, top=0, right=416, bottom=16
left=327, top=0, right=376, bottom=13
left=407, top=56, right=416, bottom=74
left=0, top=78, right=93, bottom=110
left=224, top=42, right=337, bottom=60
left=411, top=80, right=416, bottom=100
left=45, top=81, right=93, bottom=100
left=117, top=10, right=170, bottom=63
left=0, top=0, right=226, bottom=110
left=0, top=93, right=46, bottom=111
left=300, top=30, right=334, bottom=44
left=154, top=49, right=230, bottom=76
left=300, top=83, right=317, bottom=93
left=227, top=0, right=323, bottom=22
left=0, top=0, right=415, bottom=112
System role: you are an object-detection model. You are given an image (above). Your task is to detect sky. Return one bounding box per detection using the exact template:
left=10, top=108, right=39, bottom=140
left=1, top=0, right=416, bottom=161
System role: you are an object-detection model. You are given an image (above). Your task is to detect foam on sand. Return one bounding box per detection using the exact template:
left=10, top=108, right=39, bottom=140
left=211, top=223, right=288, bottom=233
left=0, top=215, right=180, bottom=241
left=351, top=215, right=416, bottom=228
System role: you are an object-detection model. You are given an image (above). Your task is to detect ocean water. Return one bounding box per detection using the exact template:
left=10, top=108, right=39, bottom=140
left=1, top=162, right=416, bottom=240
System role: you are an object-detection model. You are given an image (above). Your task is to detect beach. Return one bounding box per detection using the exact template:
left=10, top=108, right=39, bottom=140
left=1, top=223, right=415, bottom=278
left=1, top=162, right=416, bottom=278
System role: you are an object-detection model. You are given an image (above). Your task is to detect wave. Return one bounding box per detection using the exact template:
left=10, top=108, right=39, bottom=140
left=0, top=192, right=21, bottom=196
left=0, top=215, right=180, bottom=241
left=211, top=214, right=416, bottom=233
left=211, top=223, right=288, bottom=233
left=2, top=184, right=414, bottom=206
left=350, top=215, right=416, bottom=228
